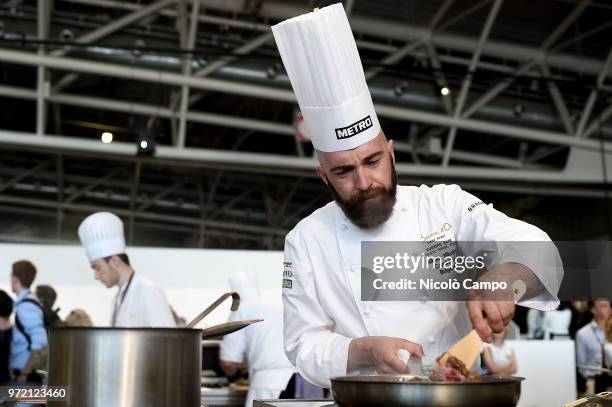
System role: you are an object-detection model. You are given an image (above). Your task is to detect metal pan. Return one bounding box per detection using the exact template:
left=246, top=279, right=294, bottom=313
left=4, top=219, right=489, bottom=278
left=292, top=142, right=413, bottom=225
left=331, top=374, right=524, bottom=407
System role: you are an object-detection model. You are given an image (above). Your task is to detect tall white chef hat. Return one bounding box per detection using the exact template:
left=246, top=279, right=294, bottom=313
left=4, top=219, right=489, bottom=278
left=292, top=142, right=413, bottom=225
left=78, top=212, right=126, bottom=261
left=272, top=3, right=381, bottom=152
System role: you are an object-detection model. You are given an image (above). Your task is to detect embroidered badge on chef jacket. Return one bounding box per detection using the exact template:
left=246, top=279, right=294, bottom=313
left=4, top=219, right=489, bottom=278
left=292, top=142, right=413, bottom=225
left=283, top=261, right=294, bottom=278
left=283, top=261, right=294, bottom=288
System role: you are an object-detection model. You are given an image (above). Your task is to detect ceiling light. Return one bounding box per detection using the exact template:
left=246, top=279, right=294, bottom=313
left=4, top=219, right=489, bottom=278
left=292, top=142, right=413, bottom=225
left=440, top=87, right=450, bottom=96
left=101, top=132, right=113, bottom=144
left=137, top=129, right=156, bottom=157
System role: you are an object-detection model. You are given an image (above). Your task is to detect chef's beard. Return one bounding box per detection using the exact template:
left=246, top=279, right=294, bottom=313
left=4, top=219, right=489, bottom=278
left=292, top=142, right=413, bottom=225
left=327, top=161, right=398, bottom=230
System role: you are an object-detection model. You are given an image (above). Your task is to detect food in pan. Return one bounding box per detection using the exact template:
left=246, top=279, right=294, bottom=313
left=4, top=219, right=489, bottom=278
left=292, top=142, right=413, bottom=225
left=428, top=355, right=482, bottom=383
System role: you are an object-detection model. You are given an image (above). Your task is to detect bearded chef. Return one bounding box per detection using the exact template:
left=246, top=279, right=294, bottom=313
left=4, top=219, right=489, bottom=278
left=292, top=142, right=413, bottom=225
left=271, top=4, right=563, bottom=388
left=78, top=212, right=176, bottom=327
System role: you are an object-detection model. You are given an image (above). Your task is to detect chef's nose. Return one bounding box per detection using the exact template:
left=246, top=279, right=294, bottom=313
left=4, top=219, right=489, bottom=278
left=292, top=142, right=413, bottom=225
left=354, top=167, right=372, bottom=191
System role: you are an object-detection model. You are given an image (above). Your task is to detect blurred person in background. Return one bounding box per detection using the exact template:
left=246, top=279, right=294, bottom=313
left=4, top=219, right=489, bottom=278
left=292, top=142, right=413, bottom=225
left=570, top=301, right=592, bottom=339
left=482, top=328, right=517, bottom=376
left=220, top=271, right=313, bottom=407
left=78, top=212, right=175, bottom=327
left=576, top=299, right=611, bottom=393
left=34, top=285, right=63, bottom=328
left=0, top=290, right=13, bottom=384
left=526, top=308, right=544, bottom=339
left=542, top=301, right=571, bottom=339
left=64, top=309, right=93, bottom=327
left=605, top=316, right=612, bottom=371
left=9, top=260, right=48, bottom=384
left=571, top=300, right=592, bottom=393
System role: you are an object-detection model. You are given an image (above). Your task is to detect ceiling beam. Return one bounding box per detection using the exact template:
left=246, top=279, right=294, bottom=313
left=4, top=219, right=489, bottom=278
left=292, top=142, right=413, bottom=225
left=441, top=0, right=503, bottom=166
left=0, top=50, right=610, bottom=152
left=0, top=130, right=611, bottom=183
left=55, top=0, right=612, bottom=77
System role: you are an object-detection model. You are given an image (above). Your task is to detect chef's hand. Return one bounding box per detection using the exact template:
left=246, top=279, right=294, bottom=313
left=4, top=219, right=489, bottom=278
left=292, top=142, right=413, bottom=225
left=347, top=336, right=424, bottom=374
left=466, top=299, right=515, bottom=343
left=466, top=262, right=537, bottom=342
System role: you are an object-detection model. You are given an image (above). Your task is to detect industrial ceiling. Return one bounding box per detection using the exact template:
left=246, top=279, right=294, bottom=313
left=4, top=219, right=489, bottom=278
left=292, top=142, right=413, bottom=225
left=0, top=0, right=610, bottom=248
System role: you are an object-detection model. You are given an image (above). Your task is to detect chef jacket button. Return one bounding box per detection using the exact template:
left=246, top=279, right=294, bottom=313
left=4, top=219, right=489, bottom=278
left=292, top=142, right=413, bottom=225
left=402, top=205, right=408, bottom=212
left=340, top=223, right=348, bottom=231
left=363, top=308, right=371, bottom=316
left=427, top=336, right=435, bottom=344
left=351, top=265, right=359, bottom=272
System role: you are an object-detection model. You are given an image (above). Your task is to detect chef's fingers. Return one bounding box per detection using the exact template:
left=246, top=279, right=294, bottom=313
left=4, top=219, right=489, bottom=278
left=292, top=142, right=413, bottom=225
left=399, top=340, right=424, bottom=357
left=499, top=301, right=515, bottom=326
left=384, top=351, right=410, bottom=373
left=483, top=301, right=504, bottom=335
left=467, top=301, right=492, bottom=342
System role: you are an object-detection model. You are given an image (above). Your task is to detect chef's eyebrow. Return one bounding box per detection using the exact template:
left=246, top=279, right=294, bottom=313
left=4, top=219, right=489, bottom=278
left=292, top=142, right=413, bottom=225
left=329, top=151, right=384, bottom=173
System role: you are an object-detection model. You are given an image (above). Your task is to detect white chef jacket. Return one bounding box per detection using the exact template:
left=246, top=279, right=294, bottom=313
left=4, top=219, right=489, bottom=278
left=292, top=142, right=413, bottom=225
left=111, top=273, right=176, bottom=327
left=283, top=184, right=562, bottom=387
left=220, top=298, right=296, bottom=407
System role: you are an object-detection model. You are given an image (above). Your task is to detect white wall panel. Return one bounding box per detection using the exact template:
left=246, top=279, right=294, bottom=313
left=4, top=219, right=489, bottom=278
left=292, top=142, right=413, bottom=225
left=0, top=243, right=283, bottom=327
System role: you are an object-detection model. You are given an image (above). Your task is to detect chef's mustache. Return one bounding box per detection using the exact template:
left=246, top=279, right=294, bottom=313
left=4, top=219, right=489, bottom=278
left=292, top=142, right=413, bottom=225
left=344, top=183, right=391, bottom=211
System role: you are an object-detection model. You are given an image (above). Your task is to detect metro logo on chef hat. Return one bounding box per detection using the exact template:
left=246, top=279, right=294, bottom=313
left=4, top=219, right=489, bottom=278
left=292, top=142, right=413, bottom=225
left=78, top=212, right=126, bottom=261
left=271, top=3, right=381, bottom=152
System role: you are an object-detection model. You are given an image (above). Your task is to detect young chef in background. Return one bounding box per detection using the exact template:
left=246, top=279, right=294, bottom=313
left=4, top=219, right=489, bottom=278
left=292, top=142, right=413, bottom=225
left=219, top=271, right=307, bottom=407
left=271, top=3, right=563, bottom=388
left=78, top=211, right=175, bottom=327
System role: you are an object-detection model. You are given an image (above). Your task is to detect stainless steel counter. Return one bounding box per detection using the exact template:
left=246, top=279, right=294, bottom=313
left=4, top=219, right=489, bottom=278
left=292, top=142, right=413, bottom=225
left=253, top=400, right=336, bottom=407
left=201, top=385, right=247, bottom=407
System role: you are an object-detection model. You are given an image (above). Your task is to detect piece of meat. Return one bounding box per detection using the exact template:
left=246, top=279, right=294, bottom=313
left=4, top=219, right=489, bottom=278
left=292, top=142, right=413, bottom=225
left=428, top=355, right=482, bottom=383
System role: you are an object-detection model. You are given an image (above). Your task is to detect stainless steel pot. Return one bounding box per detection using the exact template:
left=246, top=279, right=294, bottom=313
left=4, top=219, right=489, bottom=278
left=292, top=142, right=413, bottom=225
left=47, top=327, right=202, bottom=407
left=331, top=375, right=524, bottom=407
left=47, top=292, right=258, bottom=407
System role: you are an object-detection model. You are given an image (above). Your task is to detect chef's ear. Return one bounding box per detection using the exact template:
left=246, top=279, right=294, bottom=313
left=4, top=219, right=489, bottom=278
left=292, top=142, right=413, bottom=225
left=316, top=166, right=329, bottom=185
left=387, top=139, right=395, bottom=163
left=108, top=255, right=121, bottom=269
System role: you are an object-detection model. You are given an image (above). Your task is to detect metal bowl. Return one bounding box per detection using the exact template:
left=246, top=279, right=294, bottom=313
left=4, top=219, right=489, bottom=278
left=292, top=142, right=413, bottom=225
left=331, top=375, right=524, bottom=407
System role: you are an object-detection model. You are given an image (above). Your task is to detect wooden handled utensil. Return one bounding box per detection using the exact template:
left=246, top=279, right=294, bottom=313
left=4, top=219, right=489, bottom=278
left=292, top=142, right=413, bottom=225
left=438, top=279, right=527, bottom=368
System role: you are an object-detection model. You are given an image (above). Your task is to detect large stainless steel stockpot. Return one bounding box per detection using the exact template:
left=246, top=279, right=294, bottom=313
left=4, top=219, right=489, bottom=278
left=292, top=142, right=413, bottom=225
left=47, top=327, right=202, bottom=407
left=47, top=292, right=257, bottom=407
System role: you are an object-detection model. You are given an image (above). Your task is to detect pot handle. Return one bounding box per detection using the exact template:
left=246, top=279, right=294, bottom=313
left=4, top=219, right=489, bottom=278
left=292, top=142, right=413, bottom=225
left=186, top=292, right=241, bottom=328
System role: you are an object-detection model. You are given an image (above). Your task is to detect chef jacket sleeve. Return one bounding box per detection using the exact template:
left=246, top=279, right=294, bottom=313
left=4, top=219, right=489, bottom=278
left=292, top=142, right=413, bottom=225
left=283, top=231, right=353, bottom=388
left=142, top=286, right=177, bottom=327
left=219, top=326, right=247, bottom=363
left=442, top=184, right=562, bottom=311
